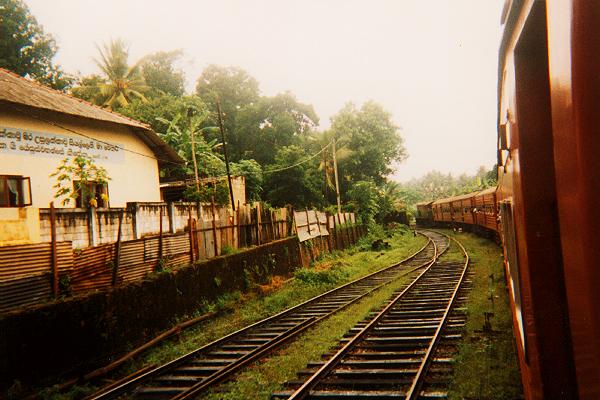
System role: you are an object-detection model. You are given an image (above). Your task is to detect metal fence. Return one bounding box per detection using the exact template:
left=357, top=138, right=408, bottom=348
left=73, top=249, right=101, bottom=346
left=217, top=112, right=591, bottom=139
left=0, top=206, right=364, bottom=314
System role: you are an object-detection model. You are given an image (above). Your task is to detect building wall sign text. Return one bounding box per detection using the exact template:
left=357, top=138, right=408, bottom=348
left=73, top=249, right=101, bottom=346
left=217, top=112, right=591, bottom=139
left=0, top=126, right=124, bottom=163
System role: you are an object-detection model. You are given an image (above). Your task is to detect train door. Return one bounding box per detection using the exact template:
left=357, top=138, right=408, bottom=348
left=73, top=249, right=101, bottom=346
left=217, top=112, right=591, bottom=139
left=512, top=1, right=576, bottom=397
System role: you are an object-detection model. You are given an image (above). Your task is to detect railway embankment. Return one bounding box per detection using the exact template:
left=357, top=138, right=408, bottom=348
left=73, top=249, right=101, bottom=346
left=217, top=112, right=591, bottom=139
left=1, top=236, right=302, bottom=389
left=445, top=231, right=522, bottom=399
left=34, top=228, right=425, bottom=399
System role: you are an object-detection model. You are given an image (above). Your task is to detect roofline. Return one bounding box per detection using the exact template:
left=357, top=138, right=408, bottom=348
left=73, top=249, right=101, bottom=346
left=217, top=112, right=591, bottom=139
left=1, top=100, right=183, bottom=166
left=0, top=68, right=153, bottom=130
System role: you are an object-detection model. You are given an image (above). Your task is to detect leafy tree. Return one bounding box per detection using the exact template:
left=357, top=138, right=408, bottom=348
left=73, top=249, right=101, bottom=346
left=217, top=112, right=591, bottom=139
left=195, top=65, right=260, bottom=156
left=70, top=74, right=106, bottom=104
left=196, top=64, right=259, bottom=111
left=50, top=156, right=110, bottom=207
left=183, top=181, right=230, bottom=205
left=398, top=165, right=498, bottom=213
left=120, top=95, right=205, bottom=136
left=231, top=159, right=263, bottom=202
left=156, top=104, right=225, bottom=181
left=140, top=50, right=185, bottom=97
left=236, top=92, right=319, bottom=164
left=0, top=0, right=73, bottom=90
left=375, top=181, right=404, bottom=222
left=330, top=101, right=407, bottom=188
left=347, top=180, right=380, bottom=225
left=263, top=145, right=323, bottom=208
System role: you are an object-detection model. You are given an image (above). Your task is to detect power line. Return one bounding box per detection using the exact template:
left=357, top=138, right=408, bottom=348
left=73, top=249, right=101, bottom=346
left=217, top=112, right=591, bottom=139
left=7, top=102, right=334, bottom=176
left=262, top=141, right=332, bottom=174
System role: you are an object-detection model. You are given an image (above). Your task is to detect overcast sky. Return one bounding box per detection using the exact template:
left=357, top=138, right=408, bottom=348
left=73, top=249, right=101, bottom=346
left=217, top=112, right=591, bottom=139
left=26, top=0, right=503, bottom=182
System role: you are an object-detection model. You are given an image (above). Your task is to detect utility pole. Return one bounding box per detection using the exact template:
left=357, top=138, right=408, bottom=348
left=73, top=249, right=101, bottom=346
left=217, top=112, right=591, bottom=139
left=332, top=135, right=342, bottom=214
left=215, top=96, right=236, bottom=211
left=188, top=108, right=200, bottom=192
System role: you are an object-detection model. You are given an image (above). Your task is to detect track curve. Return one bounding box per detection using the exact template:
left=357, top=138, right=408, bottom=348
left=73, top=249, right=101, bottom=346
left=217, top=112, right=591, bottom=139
left=274, top=231, right=468, bottom=400
left=88, top=231, right=448, bottom=400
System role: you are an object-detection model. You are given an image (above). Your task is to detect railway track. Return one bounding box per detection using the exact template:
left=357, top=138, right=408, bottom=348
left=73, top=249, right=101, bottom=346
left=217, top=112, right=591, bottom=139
left=88, top=231, right=449, bottom=400
left=273, top=232, right=469, bottom=399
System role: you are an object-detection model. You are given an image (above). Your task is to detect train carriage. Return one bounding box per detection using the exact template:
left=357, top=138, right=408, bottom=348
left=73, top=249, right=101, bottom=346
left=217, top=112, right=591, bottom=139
left=473, top=187, right=498, bottom=232
left=451, top=193, right=476, bottom=225
left=415, top=201, right=433, bottom=227
left=496, top=0, right=600, bottom=398
left=432, top=197, right=453, bottom=223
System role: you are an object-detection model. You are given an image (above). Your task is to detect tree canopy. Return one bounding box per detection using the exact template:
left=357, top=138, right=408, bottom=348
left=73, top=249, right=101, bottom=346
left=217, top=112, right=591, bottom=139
left=4, top=1, right=421, bottom=220
left=0, top=0, right=73, bottom=90
left=140, top=50, right=185, bottom=97
left=330, top=101, right=407, bottom=187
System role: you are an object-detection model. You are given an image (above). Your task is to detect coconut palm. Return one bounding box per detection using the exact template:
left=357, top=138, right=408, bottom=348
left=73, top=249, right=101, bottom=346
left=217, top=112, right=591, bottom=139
left=93, top=39, right=148, bottom=110
left=311, top=130, right=353, bottom=200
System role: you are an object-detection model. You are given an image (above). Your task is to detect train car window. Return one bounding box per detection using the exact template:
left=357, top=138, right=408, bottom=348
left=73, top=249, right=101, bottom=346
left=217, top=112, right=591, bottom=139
left=500, top=201, right=528, bottom=362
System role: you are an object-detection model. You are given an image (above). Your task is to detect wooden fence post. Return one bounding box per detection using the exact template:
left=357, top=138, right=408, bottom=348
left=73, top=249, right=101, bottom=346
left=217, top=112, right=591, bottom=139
left=305, top=209, right=314, bottom=260
left=341, top=212, right=352, bottom=247
left=50, top=202, right=59, bottom=298
left=348, top=213, right=357, bottom=244
left=315, top=210, right=324, bottom=256
left=112, top=209, right=124, bottom=286
left=236, top=200, right=241, bottom=248
left=269, top=210, right=276, bottom=242
left=325, top=213, right=333, bottom=252
left=188, top=206, right=195, bottom=264
left=335, top=213, right=343, bottom=249
left=211, top=197, right=219, bottom=257
left=256, top=203, right=262, bottom=245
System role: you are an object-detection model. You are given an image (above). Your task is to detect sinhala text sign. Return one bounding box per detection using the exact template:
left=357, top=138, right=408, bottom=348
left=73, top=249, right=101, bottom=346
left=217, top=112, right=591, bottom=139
left=0, top=126, right=124, bottom=163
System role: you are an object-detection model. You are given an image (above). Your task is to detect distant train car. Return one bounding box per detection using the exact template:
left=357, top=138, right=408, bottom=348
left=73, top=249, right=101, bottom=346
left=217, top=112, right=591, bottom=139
left=473, top=187, right=498, bottom=234
left=451, top=193, right=476, bottom=225
left=432, top=196, right=453, bottom=224
left=414, top=201, right=433, bottom=226
left=497, top=0, right=600, bottom=398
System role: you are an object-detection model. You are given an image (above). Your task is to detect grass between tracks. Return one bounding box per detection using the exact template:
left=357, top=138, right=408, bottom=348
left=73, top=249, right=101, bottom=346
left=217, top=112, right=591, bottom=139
left=444, top=230, right=523, bottom=400
left=199, top=236, right=436, bottom=400
left=42, top=226, right=425, bottom=399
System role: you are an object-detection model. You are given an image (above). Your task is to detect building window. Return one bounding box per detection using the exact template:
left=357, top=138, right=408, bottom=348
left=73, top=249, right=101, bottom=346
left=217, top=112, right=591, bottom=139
left=74, top=181, right=109, bottom=208
left=0, top=175, right=32, bottom=207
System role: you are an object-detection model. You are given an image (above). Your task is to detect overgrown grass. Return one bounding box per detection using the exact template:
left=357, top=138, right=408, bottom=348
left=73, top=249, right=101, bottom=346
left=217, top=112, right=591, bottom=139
left=43, top=228, right=425, bottom=400
left=199, top=255, right=421, bottom=399
left=445, top=230, right=523, bottom=399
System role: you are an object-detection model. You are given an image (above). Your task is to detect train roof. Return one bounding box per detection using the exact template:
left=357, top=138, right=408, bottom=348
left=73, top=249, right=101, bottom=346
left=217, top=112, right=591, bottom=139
left=432, top=192, right=475, bottom=205
left=415, top=201, right=433, bottom=207
left=475, top=186, right=497, bottom=196
left=432, top=196, right=454, bottom=205
left=431, top=187, right=498, bottom=205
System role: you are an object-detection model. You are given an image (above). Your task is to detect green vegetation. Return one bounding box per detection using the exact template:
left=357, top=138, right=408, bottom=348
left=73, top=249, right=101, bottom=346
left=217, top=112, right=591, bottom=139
left=200, top=258, right=420, bottom=400
left=2, top=2, right=412, bottom=216
left=49, top=155, right=110, bottom=207
left=446, top=231, right=523, bottom=399
left=0, top=0, right=74, bottom=90
left=43, top=229, right=424, bottom=399
left=398, top=166, right=497, bottom=212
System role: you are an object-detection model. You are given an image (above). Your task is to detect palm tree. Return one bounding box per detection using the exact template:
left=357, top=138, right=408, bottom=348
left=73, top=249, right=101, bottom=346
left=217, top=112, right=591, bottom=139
left=311, top=130, right=353, bottom=202
left=157, top=108, right=223, bottom=182
left=93, top=39, right=148, bottom=110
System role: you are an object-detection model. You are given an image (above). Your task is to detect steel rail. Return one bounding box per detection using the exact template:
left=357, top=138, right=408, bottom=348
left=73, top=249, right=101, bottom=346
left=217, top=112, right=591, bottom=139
left=88, top=232, right=441, bottom=400
left=286, top=231, right=447, bottom=400
left=404, top=232, right=470, bottom=399
left=285, top=230, right=465, bottom=400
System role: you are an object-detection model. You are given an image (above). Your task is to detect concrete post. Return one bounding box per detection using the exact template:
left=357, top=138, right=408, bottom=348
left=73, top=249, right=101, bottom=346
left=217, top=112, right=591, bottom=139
left=128, top=202, right=141, bottom=239
left=87, top=206, right=98, bottom=247
left=168, top=202, right=176, bottom=233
